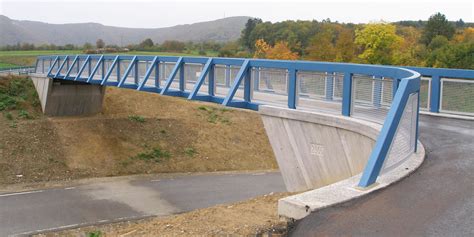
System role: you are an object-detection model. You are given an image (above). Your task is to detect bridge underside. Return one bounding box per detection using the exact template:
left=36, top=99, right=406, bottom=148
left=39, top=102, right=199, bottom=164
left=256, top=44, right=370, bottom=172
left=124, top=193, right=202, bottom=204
left=31, top=74, right=106, bottom=116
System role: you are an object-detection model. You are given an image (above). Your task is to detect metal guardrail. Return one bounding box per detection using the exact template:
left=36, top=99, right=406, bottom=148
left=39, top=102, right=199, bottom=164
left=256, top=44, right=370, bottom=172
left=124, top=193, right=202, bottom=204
left=0, top=66, right=36, bottom=74
left=35, top=54, right=421, bottom=188
left=404, top=66, right=474, bottom=116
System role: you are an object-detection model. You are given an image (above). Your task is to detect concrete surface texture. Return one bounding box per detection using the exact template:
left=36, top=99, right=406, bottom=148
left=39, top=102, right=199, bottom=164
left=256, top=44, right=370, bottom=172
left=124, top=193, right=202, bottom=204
left=0, top=171, right=285, bottom=236
left=30, top=74, right=106, bottom=116
left=290, top=115, right=474, bottom=237
left=259, top=105, right=379, bottom=192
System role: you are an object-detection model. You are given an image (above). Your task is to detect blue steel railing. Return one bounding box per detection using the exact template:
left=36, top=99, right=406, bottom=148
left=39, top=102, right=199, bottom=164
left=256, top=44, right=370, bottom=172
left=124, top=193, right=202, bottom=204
left=34, top=54, right=422, bottom=188
left=404, top=66, right=474, bottom=115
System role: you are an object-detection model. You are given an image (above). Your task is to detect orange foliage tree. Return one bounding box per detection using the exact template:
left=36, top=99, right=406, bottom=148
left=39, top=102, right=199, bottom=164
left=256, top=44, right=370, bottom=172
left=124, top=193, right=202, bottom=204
left=254, top=39, right=299, bottom=60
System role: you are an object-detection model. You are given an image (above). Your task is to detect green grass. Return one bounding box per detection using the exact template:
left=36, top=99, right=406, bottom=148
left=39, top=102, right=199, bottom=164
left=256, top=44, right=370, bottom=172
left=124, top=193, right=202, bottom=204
left=197, top=105, right=232, bottom=124
left=128, top=115, right=146, bottom=123
left=184, top=147, right=197, bottom=157
left=131, top=147, right=171, bottom=163
left=87, top=231, right=102, bottom=237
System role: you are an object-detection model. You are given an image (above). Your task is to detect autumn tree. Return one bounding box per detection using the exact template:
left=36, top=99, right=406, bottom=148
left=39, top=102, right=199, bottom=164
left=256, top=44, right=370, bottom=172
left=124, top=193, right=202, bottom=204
left=266, top=41, right=299, bottom=60
left=305, top=24, right=336, bottom=61
left=335, top=27, right=356, bottom=62
left=355, top=23, right=403, bottom=65
left=254, top=39, right=298, bottom=60
left=421, top=12, right=455, bottom=45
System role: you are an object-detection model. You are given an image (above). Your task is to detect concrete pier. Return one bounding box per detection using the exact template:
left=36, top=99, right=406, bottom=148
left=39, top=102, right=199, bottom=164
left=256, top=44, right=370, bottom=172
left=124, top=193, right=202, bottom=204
left=30, top=74, right=106, bottom=116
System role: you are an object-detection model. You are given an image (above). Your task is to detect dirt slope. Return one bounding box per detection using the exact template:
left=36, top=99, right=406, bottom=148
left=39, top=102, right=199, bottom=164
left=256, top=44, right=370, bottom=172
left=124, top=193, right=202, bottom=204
left=0, top=76, right=277, bottom=185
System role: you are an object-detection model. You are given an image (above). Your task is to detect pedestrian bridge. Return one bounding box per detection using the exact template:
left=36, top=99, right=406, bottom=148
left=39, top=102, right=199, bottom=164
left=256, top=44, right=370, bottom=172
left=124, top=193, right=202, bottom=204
left=31, top=55, right=474, bottom=219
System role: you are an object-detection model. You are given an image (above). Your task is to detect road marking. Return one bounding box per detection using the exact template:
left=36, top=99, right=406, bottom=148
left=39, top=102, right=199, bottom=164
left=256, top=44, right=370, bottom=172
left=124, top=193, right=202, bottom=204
left=0, top=190, right=44, bottom=197
left=64, top=187, right=76, bottom=190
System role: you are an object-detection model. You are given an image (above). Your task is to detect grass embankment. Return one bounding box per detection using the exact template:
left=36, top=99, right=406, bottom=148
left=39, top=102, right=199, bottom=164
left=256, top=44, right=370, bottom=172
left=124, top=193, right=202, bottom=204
left=0, top=75, right=277, bottom=185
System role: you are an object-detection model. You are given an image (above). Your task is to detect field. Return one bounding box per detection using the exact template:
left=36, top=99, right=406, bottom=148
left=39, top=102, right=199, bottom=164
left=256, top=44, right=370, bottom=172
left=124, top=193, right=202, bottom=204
left=0, top=50, right=217, bottom=70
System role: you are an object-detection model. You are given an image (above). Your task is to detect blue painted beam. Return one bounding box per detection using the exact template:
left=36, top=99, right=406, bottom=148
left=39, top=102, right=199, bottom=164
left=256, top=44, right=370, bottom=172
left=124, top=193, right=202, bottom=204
left=87, top=55, right=104, bottom=83
left=64, top=55, right=79, bottom=79
left=342, top=72, right=353, bottom=116
left=188, top=58, right=213, bottom=100
left=137, top=56, right=158, bottom=91
left=222, top=59, right=250, bottom=106
left=54, top=56, right=69, bottom=78
left=118, top=56, right=137, bottom=87
left=101, top=56, right=120, bottom=85
left=75, top=56, right=90, bottom=81
left=161, top=57, right=184, bottom=95
left=288, top=69, right=297, bottom=109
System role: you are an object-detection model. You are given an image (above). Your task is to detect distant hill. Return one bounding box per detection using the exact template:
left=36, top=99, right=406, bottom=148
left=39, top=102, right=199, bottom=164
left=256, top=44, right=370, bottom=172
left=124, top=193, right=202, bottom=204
left=0, top=15, right=251, bottom=46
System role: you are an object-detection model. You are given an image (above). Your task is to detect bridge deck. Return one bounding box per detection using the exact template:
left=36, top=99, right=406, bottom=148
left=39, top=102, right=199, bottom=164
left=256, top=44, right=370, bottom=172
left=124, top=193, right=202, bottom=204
left=290, top=115, right=474, bottom=236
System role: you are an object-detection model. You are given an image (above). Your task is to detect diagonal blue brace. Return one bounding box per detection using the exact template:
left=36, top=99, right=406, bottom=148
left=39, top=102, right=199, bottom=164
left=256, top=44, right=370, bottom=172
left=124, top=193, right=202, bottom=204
left=87, top=55, right=104, bottom=83
left=64, top=55, right=79, bottom=79
left=75, top=56, right=90, bottom=81
left=46, top=56, right=59, bottom=77
left=188, top=58, right=213, bottom=100
left=100, top=56, right=119, bottom=85
left=160, top=57, right=184, bottom=95
left=54, top=56, right=69, bottom=78
left=222, top=59, right=250, bottom=106
left=118, top=56, right=137, bottom=87
left=137, top=56, right=159, bottom=91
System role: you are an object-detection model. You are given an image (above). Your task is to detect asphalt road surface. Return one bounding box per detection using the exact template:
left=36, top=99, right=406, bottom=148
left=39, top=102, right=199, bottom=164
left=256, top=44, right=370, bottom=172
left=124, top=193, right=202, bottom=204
left=0, top=171, right=285, bottom=236
left=290, top=115, right=474, bottom=237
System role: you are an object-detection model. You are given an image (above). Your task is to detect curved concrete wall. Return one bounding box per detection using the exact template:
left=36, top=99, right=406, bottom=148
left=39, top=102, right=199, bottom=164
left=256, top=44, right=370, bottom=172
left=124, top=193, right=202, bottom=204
left=259, top=105, right=382, bottom=192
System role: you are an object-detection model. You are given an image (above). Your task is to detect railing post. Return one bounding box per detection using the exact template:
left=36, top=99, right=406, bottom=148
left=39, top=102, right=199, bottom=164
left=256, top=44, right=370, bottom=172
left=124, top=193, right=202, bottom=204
left=342, top=72, right=353, bottom=116
left=392, top=78, right=399, bottom=98
left=134, top=60, right=139, bottom=85
left=225, top=65, right=231, bottom=87
left=208, top=63, right=215, bottom=96
left=253, top=67, right=260, bottom=91
left=430, top=75, right=441, bottom=113
left=373, top=76, right=382, bottom=107
left=179, top=63, right=185, bottom=91
left=244, top=67, right=252, bottom=102
left=155, top=61, right=160, bottom=88
left=116, top=59, right=121, bottom=82
left=325, top=72, right=334, bottom=101
left=288, top=69, right=297, bottom=109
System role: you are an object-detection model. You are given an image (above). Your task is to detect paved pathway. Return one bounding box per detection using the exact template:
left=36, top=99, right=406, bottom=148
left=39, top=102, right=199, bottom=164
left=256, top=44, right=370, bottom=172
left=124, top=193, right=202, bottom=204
left=290, top=115, right=474, bottom=237
left=0, top=172, right=285, bottom=236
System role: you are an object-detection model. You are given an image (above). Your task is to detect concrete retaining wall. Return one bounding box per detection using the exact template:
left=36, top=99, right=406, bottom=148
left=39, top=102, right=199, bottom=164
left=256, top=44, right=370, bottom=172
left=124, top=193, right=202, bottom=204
left=30, top=74, right=106, bottom=116
left=259, top=105, right=381, bottom=192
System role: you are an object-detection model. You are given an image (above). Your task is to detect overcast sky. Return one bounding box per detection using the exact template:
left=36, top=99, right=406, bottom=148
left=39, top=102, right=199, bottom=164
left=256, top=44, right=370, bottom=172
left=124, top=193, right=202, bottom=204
left=0, top=0, right=472, bottom=28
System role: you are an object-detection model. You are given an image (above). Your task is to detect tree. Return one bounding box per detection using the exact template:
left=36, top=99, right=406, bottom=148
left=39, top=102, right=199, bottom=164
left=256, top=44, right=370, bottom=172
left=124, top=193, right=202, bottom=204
left=453, top=27, right=474, bottom=43
left=241, top=18, right=262, bottom=50
left=159, top=40, right=186, bottom=52
left=428, top=35, right=449, bottom=51
left=335, top=27, right=356, bottom=62
left=253, top=39, right=298, bottom=60
left=96, top=39, right=105, bottom=49
left=421, top=12, right=455, bottom=45
left=139, top=38, right=154, bottom=49
left=355, top=23, right=403, bottom=65
left=253, top=39, right=270, bottom=58
left=426, top=42, right=474, bottom=69
left=305, top=25, right=336, bottom=61
left=83, top=43, right=93, bottom=50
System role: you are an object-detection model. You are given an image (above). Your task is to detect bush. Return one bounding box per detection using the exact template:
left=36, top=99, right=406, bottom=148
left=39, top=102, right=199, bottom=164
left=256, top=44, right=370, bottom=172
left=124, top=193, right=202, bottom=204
left=128, top=115, right=145, bottom=123
left=132, top=147, right=171, bottom=163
